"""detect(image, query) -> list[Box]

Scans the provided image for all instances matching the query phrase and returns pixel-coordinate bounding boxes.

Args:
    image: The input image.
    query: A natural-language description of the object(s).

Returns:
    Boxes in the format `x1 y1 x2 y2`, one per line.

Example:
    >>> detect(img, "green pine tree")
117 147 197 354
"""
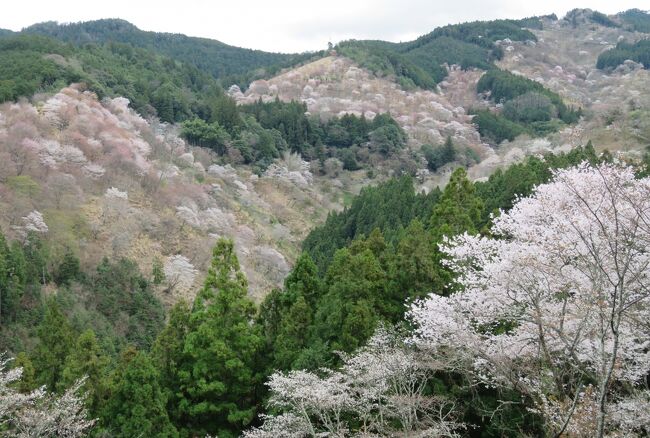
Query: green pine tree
102 348 178 437
32 299 75 391
176 238 263 437
61 329 108 414
430 167 484 240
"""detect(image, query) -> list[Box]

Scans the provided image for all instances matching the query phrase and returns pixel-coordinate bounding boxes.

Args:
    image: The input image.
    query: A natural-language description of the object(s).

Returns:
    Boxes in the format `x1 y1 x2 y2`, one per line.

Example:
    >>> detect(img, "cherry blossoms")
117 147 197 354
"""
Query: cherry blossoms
164 255 198 293
409 163 650 437
245 328 463 437
0 356 95 437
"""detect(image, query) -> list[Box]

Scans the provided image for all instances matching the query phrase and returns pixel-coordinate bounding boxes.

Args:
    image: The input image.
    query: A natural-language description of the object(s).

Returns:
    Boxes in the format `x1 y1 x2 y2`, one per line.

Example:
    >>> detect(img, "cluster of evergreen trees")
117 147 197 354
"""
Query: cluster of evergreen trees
337 18 539 89
181 99 407 171
472 69 581 143
597 38 650 70
0 143 612 437
617 9 650 32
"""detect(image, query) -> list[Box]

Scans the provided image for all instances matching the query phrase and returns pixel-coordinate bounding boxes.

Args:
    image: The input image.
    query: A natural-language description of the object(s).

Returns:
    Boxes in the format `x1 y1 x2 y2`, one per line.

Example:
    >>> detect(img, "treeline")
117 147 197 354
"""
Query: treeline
617 9 650 32
337 18 538 89
0 34 219 122
181 99 407 171
472 69 581 143
597 38 650 70
20 19 318 87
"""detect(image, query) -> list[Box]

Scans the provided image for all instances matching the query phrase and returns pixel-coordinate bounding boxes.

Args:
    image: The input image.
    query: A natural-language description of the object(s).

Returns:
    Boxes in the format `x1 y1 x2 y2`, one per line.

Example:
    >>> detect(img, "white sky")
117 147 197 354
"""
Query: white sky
0 1 646 53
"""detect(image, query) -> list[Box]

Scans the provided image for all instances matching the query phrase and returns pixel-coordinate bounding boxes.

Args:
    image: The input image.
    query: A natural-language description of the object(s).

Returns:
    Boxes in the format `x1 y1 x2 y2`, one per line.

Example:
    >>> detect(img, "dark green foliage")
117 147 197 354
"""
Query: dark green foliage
53 248 81 286
597 39 650 71
430 168 484 240
422 136 456 171
502 92 555 123
405 36 494 74
417 20 536 48
510 14 557 30
337 40 438 89
241 99 321 153
469 109 526 143
369 123 406 155
302 175 440 272
90 258 165 350
180 118 230 154
590 11 618 28
475 69 581 142
151 301 192 425
0 235 27 325
0 34 213 122
102 348 178 437
0 36 83 102
617 9 650 32
174 238 263 437
257 253 323 370
32 299 75 391
61 329 108 414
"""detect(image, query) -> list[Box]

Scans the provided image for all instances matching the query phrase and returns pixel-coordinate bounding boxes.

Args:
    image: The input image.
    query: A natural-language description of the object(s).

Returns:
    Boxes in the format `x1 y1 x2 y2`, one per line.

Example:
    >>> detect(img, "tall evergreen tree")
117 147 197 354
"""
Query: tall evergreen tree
151 300 192 425
176 238 263 437
102 348 178 437
429 167 484 240
32 299 74 391
61 329 108 414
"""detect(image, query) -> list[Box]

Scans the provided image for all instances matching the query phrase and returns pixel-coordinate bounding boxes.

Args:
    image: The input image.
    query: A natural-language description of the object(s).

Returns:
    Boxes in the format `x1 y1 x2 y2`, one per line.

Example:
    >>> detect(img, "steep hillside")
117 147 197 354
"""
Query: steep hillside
229 56 490 186
0 85 365 301
495 12 650 157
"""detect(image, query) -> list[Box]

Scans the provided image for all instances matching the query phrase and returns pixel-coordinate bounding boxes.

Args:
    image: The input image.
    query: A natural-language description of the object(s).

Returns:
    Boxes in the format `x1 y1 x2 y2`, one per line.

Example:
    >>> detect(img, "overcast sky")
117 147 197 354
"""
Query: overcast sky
0 1 645 52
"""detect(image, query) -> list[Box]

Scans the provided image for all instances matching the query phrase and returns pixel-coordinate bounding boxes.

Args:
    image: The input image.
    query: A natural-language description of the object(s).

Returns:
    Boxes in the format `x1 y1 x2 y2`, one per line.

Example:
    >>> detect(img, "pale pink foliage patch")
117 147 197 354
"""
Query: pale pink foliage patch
409 163 650 436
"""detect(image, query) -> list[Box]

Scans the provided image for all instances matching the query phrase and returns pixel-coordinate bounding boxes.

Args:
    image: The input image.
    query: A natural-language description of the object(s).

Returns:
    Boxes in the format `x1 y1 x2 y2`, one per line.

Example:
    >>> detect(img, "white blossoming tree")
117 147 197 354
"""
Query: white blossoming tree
164 255 198 293
245 328 463 437
0 355 95 437
409 163 650 437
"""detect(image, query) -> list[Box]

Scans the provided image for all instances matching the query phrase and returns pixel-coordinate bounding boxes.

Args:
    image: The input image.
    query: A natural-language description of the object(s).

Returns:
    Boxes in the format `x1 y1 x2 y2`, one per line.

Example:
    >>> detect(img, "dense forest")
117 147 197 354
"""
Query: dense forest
2 143 621 437
471 69 582 143
20 19 320 87
597 38 650 70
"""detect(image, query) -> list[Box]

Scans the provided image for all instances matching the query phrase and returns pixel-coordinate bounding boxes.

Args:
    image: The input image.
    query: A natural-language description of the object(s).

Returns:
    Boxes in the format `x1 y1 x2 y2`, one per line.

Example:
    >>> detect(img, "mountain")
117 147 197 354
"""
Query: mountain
21 19 318 84
2 8 650 438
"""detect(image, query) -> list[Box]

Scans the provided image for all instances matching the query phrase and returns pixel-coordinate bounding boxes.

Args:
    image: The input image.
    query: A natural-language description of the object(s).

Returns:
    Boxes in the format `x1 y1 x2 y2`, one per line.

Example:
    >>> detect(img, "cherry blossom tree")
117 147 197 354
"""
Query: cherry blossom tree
164 255 198 293
0 355 95 437
246 328 463 437
409 163 650 437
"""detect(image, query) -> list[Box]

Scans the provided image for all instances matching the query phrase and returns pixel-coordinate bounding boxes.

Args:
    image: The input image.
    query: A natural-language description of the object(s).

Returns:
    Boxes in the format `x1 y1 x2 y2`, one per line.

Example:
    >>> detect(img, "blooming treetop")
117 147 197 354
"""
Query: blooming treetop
409 163 650 437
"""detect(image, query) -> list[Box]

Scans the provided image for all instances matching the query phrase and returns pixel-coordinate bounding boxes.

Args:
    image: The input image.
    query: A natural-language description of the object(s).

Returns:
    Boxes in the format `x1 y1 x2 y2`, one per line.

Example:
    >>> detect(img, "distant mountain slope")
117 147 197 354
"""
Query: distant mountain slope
0 34 222 122
617 9 650 32
0 29 13 36
21 19 317 85
335 19 539 89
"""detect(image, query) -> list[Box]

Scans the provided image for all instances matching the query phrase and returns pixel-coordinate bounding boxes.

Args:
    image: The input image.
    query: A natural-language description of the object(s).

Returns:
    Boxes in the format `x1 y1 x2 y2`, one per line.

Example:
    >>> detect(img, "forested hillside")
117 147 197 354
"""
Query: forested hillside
21 19 317 86
336 18 539 89
2 7 650 437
